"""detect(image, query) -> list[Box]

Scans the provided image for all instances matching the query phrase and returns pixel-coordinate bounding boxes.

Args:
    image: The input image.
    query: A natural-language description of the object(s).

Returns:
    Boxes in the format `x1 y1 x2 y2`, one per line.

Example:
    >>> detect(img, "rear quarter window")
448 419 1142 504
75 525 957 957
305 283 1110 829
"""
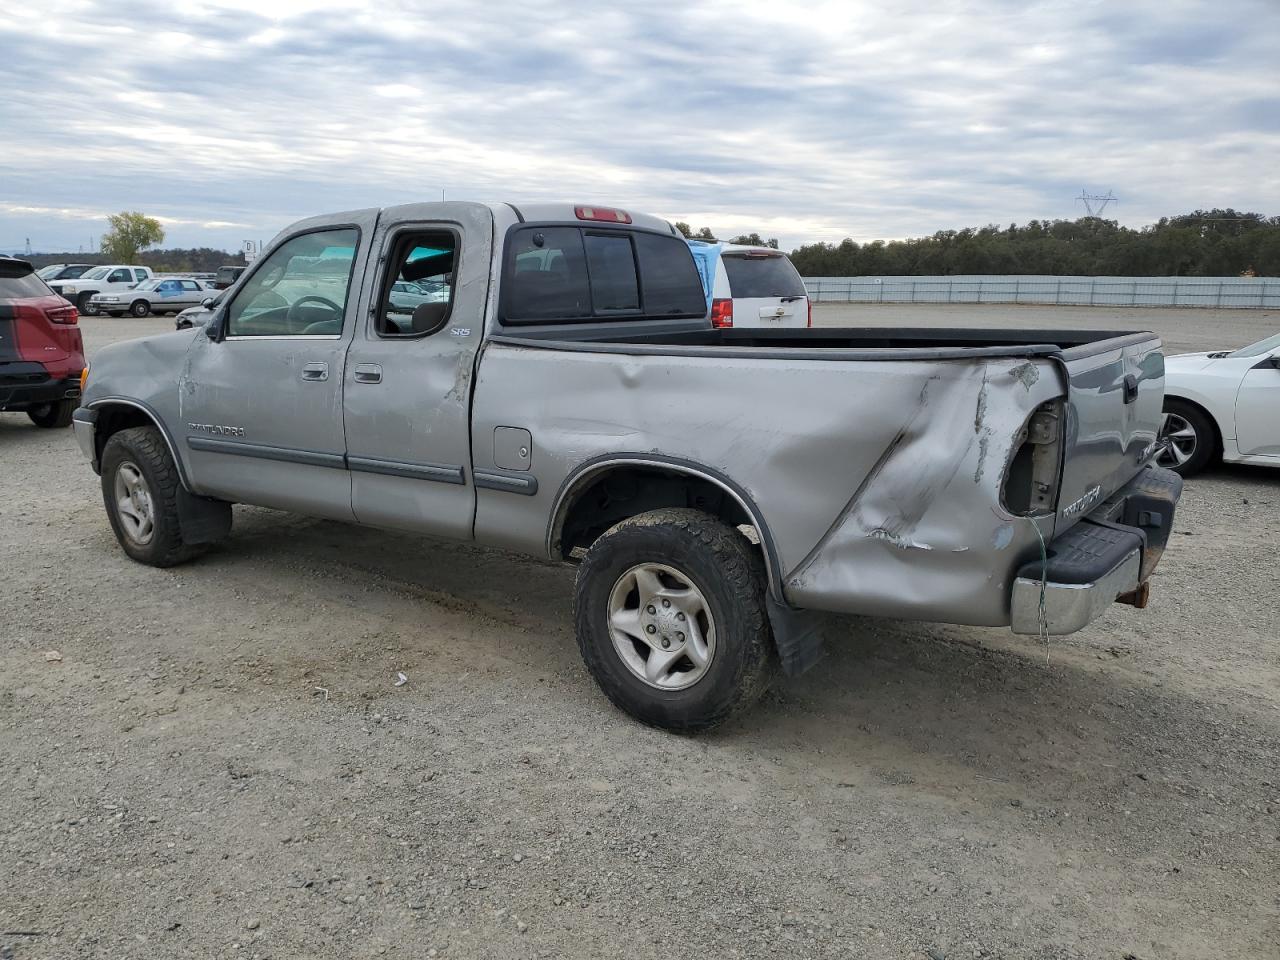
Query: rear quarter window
722 254 807 299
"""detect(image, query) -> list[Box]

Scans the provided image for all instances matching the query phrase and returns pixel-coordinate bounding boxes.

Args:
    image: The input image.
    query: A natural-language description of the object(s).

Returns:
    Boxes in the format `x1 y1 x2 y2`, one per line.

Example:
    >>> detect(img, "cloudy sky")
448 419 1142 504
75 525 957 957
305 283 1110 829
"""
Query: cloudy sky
1 0 1277 254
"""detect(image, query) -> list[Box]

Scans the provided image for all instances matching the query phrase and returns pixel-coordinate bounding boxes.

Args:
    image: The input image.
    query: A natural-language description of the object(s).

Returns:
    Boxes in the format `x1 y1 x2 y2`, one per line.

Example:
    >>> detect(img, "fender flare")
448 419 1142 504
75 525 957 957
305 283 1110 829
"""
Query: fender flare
87 396 192 489
546 453 785 603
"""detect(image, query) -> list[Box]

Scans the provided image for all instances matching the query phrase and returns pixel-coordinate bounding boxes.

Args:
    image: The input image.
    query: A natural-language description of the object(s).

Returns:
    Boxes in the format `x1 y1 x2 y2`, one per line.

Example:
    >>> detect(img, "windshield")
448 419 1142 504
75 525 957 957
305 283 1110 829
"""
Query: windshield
136 279 162 290
1228 332 1280 358
82 267 111 280
36 265 62 279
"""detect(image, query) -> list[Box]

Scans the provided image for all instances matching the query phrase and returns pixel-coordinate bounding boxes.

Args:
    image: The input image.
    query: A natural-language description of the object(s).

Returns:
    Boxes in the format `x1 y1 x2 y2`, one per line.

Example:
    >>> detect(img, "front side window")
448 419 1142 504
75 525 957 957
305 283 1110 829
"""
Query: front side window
375 230 457 337
226 228 358 337
108 269 131 283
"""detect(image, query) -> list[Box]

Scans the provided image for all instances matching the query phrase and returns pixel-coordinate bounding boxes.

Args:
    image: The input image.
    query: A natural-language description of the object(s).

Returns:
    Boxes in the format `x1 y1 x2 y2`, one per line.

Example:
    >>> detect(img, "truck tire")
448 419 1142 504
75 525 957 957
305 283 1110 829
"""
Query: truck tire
27 399 76 428
78 292 99 316
1158 399 1217 476
574 508 774 733
129 300 150 318
100 426 206 567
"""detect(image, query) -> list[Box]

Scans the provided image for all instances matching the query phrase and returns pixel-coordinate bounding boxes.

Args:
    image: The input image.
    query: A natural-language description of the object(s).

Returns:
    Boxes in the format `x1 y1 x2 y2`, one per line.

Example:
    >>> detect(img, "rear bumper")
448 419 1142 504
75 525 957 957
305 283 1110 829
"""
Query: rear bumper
1011 463 1182 635
0 369 82 410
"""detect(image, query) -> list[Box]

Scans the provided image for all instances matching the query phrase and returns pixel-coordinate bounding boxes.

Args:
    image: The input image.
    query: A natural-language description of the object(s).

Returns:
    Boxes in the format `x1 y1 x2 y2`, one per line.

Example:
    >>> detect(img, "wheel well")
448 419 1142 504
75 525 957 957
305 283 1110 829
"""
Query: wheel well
554 465 757 562
93 403 164 467
1164 394 1223 452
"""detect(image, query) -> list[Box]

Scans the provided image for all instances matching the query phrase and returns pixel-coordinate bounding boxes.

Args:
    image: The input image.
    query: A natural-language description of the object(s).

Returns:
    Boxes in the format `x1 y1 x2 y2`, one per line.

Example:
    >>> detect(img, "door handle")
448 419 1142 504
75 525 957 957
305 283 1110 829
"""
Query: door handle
301 361 328 382
353 363 382 384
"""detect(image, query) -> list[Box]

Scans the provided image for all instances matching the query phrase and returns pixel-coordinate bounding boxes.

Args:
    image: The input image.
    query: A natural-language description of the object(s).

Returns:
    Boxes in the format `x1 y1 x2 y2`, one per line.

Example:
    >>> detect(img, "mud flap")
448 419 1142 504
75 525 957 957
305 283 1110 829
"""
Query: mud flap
176 488 232 545
766 595 827 677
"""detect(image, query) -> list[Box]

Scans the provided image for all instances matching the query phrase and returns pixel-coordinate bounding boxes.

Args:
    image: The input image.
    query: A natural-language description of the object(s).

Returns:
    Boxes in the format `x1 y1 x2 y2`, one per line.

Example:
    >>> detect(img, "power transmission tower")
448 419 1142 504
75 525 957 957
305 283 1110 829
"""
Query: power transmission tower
1077 189 1117 218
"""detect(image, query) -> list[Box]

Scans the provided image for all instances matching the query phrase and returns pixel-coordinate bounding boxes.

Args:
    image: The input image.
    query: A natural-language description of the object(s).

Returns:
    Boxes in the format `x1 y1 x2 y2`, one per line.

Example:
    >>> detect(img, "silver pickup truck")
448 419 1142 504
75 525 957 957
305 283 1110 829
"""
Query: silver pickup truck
74 201 1182 731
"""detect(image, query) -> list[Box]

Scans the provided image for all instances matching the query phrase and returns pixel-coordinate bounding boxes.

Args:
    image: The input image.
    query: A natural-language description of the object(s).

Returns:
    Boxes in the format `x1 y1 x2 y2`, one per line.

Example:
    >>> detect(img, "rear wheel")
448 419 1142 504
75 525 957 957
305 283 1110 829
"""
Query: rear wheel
27 399 76 429
574 508 774 732
1157 399 1217 476
129 300 150 318
77 292 99 316
101 426 207 566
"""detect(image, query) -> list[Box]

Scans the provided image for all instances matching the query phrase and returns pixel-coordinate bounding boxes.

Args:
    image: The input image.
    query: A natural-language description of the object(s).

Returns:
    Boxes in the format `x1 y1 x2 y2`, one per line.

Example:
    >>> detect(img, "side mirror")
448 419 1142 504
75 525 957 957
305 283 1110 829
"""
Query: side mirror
1268 355 1280 370
201 297 216 309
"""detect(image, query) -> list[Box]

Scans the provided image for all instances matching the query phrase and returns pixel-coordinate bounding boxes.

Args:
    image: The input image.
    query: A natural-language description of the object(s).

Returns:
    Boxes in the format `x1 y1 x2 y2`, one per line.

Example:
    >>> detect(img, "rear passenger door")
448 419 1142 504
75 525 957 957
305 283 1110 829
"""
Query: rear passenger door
342 202 493 539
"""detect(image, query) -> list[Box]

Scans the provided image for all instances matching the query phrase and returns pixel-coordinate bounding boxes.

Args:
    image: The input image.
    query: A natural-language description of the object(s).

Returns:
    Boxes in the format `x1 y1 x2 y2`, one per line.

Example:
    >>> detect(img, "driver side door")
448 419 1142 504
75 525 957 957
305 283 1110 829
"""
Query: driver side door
178 211 378 520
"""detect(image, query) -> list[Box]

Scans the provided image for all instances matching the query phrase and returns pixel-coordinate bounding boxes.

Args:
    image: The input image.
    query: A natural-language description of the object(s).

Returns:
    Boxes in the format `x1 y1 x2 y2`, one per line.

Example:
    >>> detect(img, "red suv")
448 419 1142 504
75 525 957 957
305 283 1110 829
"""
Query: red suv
0 257 86 428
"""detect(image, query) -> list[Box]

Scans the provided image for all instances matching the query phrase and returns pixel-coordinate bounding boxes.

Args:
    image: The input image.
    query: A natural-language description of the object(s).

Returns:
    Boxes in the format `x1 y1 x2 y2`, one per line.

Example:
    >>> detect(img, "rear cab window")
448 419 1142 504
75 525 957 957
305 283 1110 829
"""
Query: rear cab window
722 253 807 299
502 225 703 324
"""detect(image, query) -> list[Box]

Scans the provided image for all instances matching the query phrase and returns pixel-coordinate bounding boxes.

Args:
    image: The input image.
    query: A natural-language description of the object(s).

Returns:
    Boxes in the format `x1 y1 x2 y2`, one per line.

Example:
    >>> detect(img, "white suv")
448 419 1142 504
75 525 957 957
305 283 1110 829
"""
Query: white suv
48 265 153 315
686 241 810 328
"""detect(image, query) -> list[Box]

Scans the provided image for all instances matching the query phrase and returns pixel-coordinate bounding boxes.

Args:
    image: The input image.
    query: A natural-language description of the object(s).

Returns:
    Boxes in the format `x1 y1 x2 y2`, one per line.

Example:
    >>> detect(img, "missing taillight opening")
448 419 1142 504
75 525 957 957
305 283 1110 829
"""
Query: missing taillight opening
1001 400 1063 516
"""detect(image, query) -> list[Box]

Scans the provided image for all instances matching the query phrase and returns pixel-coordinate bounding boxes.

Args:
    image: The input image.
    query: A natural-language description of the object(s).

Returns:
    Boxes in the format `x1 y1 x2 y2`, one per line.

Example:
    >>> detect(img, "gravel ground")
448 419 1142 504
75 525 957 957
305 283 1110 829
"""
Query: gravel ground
2 307 1278 960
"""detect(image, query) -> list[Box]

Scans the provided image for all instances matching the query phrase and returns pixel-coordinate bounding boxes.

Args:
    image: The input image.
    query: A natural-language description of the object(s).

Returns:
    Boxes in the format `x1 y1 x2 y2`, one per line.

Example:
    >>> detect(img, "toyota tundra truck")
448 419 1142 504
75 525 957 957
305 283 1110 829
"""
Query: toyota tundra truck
73 202 1182 731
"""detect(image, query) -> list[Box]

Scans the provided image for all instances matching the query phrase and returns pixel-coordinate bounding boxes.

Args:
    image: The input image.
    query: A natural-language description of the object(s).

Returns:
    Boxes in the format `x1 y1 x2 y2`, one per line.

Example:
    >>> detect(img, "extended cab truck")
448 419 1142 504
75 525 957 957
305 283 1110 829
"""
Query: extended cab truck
74 202 1182 731
49 264 153 316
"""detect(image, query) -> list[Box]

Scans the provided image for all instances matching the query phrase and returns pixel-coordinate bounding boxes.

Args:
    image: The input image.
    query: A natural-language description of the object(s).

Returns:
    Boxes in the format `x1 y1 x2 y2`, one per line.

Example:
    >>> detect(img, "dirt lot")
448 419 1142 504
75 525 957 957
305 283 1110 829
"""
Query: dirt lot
2 305 1278 959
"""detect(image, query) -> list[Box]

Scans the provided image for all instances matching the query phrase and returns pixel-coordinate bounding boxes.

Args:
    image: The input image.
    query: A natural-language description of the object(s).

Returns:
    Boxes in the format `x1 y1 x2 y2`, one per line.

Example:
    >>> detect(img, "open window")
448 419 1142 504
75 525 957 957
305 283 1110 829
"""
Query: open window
375 230 458 338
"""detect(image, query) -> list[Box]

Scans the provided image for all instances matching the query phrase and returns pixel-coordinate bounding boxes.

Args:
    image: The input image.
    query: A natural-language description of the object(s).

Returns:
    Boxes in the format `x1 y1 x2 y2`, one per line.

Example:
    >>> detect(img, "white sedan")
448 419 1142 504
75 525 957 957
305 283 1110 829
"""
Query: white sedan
1159 332 1280 475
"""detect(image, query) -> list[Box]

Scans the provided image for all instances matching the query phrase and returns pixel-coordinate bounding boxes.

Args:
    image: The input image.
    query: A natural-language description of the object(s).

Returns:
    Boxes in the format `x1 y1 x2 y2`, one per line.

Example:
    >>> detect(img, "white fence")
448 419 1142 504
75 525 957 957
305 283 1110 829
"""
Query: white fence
804 275 1280 309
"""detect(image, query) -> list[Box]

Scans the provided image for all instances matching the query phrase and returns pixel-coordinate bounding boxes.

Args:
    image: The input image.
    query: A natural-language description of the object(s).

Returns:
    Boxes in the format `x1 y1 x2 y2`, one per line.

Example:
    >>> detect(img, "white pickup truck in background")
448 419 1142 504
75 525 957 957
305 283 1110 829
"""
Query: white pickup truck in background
47 264 153 315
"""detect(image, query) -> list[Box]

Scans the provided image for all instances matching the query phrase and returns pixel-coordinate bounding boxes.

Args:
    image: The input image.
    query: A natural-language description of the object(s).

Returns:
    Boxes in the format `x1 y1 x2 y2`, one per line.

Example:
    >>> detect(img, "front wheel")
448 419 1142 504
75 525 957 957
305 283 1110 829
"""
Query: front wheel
574 508 774 733
28 399 76 428
100 426 208 566
77 293 99 316
1157 400 1217 476
129 300 150 318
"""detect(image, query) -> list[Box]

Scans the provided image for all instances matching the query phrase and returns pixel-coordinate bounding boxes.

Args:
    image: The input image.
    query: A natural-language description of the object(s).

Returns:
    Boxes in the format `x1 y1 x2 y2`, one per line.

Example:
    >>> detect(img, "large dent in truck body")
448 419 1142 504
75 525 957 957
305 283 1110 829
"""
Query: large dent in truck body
471 345 1064 626
784 360 1060 624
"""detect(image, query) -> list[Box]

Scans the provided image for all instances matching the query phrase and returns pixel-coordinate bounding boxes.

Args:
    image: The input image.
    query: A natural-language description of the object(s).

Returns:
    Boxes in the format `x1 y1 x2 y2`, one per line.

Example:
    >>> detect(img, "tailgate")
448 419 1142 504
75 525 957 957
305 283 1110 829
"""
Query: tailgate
1053 333 1164 533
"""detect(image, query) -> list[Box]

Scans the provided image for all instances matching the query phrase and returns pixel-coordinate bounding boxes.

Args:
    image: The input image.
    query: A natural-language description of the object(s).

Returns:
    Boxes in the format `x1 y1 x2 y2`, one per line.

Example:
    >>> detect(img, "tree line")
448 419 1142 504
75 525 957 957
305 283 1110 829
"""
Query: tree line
785 210 1280 277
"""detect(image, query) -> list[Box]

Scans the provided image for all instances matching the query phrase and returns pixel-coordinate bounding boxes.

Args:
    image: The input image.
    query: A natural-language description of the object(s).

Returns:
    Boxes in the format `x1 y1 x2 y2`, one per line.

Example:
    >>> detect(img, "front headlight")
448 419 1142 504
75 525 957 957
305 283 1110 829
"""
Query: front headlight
102 296 120 302
64 285 78 294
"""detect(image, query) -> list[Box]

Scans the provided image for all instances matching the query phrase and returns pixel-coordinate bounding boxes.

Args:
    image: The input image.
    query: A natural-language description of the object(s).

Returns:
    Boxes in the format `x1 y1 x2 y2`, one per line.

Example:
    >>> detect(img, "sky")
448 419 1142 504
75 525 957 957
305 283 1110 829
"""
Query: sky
1 0 1278 254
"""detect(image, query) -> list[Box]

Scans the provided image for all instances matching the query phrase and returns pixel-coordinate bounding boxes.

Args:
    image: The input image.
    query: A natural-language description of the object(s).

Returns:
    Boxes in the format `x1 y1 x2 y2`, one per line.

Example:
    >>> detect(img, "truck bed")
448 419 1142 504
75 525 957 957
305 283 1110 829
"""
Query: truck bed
492 322 1154 362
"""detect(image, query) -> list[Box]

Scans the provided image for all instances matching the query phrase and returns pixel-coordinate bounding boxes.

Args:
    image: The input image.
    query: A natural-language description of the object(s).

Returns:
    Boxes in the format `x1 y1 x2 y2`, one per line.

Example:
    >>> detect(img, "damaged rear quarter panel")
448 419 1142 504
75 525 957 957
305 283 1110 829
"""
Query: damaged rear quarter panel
471 345 1063 626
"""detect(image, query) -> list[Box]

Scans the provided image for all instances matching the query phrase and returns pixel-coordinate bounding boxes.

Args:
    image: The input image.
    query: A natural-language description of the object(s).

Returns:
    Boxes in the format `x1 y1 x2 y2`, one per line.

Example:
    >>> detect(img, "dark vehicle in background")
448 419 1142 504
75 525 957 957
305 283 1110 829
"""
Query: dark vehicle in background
37 263 95 282
0 257 85 428
211 265 246 289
